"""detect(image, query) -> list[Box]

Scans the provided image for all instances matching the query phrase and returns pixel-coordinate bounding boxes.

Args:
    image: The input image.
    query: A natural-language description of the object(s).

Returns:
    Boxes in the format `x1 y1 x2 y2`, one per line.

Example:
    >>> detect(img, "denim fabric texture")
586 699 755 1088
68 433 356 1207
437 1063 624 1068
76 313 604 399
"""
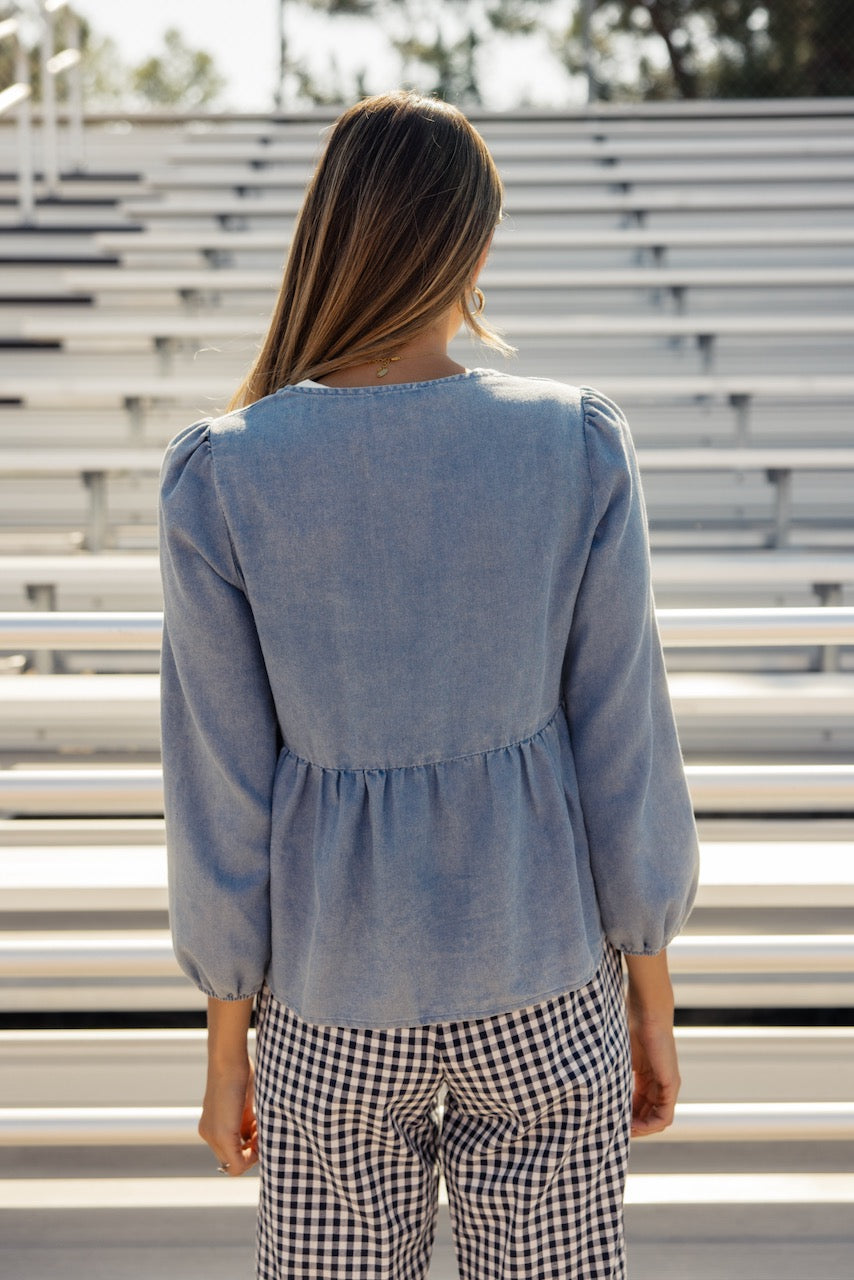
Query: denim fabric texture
158 368 699 1027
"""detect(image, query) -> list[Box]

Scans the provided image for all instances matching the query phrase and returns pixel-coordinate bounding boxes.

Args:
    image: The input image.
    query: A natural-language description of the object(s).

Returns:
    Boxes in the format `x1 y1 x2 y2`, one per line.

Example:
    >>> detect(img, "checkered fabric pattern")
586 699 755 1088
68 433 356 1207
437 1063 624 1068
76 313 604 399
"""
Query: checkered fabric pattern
253 942 631 1279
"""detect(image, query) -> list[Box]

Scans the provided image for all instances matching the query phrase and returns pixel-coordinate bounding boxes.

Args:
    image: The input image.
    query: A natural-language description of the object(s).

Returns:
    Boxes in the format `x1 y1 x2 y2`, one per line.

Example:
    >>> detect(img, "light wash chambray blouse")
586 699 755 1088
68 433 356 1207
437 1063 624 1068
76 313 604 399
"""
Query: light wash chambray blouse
158 368 699 1028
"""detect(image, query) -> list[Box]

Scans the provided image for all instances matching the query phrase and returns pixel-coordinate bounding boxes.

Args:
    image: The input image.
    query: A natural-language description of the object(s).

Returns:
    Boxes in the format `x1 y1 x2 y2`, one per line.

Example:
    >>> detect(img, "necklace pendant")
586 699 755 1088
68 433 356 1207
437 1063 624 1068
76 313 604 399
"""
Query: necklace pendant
376 354 401 378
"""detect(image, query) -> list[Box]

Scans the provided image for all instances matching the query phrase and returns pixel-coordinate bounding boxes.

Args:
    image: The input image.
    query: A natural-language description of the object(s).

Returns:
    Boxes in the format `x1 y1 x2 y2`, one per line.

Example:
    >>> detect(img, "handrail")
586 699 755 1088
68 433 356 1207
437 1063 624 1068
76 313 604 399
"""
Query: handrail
1 609 853 651
2 933 851 981
3 1101 851 1146
0 764 852 815
0 3 84 216
0 16 34 221
656 607 854 647
40 0 85 187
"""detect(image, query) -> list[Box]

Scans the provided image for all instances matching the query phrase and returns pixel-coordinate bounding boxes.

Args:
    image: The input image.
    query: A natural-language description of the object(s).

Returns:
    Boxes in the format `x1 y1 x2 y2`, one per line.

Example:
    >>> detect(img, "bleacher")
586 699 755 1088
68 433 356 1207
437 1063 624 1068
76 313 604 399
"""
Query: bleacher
1 97 853 1279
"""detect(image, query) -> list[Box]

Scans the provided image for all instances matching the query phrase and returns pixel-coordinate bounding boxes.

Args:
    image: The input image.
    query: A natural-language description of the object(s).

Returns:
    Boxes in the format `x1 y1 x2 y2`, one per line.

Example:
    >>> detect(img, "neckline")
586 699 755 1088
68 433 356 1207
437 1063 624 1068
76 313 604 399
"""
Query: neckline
288 368 494 392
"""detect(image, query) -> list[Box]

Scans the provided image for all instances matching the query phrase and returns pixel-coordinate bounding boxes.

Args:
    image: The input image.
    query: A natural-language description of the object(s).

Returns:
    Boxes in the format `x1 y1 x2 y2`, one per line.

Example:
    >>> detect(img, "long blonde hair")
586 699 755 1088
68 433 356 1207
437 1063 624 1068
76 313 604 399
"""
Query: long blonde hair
228 90 514 409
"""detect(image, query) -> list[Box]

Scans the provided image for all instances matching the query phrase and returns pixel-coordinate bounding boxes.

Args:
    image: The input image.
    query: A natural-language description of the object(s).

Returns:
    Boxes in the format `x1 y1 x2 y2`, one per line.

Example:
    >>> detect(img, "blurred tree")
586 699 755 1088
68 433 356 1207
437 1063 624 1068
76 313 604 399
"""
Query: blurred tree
389 0 557 102
487 0 546 36
288 0 558 105
301 0 375 11
811 0 854 95
0 7 227 109
555 1 854 100
131 27 226 108
393 26 481 102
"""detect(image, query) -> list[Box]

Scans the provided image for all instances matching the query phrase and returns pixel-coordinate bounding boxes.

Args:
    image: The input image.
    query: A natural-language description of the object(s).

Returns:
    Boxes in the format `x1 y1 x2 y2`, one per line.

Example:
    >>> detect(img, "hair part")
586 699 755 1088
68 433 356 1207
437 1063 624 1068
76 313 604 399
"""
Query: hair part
228 90 515 409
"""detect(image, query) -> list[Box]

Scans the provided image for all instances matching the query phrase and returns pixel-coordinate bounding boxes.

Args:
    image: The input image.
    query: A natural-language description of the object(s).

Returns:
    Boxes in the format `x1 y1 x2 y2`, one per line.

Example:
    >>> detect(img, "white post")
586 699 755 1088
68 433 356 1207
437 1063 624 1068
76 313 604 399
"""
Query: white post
64 11 85 172
274 0 286 112
15 33 35 222
581 0 596 105
39 1 59 192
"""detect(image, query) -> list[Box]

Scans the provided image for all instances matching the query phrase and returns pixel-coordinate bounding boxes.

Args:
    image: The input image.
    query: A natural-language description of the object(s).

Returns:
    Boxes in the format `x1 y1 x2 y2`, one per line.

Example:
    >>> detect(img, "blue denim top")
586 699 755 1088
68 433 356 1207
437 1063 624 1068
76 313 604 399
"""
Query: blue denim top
158 368 699 1027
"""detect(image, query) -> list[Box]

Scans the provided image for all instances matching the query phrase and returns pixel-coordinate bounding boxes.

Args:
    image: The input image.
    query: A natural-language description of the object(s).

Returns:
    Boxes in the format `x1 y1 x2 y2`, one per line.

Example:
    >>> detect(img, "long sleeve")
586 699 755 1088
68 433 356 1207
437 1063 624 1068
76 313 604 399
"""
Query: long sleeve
158 420 280 1000
562 388 699 955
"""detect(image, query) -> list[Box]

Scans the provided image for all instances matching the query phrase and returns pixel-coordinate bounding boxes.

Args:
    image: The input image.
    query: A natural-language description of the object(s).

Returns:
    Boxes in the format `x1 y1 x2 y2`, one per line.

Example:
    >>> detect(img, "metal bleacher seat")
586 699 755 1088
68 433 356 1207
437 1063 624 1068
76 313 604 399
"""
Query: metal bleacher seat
2 443 853 552
1 99 854 1270
3 663 854 756
3 553 854 622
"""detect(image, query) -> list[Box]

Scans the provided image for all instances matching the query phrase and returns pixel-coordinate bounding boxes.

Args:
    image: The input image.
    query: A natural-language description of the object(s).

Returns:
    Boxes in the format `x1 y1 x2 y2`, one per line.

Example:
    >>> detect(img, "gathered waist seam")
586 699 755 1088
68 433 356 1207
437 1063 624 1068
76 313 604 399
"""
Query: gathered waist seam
281 703 564 775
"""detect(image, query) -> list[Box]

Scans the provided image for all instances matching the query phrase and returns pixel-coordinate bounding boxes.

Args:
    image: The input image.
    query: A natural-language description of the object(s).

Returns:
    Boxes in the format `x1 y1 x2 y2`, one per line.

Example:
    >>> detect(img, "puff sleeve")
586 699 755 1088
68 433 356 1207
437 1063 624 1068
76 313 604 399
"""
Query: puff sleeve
158 420 280 1000
562 388 699 955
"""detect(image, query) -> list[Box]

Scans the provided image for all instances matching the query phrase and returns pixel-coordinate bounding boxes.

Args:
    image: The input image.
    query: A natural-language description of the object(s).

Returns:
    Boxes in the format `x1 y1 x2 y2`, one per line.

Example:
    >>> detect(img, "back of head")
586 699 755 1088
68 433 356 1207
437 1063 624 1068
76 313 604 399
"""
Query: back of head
230 90 512 407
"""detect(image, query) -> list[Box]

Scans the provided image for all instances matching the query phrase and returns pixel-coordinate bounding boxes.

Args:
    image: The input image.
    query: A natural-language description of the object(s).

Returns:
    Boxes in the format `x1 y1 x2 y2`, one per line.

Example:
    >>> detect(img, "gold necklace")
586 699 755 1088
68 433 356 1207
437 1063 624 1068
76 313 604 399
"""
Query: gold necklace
376 353 402 378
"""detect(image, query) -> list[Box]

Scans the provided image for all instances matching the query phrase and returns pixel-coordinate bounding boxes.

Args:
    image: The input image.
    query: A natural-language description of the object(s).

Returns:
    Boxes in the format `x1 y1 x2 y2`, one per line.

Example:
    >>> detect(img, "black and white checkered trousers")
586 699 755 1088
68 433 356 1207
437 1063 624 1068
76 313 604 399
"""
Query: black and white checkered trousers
253 940 631 1279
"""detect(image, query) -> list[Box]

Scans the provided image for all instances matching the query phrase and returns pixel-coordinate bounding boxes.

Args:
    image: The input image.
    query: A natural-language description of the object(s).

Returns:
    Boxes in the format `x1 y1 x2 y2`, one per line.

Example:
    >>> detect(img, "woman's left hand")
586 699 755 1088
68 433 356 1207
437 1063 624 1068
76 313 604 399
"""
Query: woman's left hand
198 1056 258 1176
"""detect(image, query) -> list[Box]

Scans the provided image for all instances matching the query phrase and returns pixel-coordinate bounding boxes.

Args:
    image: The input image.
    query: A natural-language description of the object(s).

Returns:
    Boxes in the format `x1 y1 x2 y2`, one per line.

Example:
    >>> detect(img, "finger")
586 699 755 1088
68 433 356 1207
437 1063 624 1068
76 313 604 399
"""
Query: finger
631 1115 668 1137
215 1143 256 1176
631 1098 676 1137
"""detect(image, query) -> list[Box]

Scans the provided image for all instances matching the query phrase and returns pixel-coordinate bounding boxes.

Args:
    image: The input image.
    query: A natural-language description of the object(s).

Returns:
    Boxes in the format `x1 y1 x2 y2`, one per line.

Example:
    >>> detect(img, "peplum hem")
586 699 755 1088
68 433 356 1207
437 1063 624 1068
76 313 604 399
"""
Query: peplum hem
265 700 605 1027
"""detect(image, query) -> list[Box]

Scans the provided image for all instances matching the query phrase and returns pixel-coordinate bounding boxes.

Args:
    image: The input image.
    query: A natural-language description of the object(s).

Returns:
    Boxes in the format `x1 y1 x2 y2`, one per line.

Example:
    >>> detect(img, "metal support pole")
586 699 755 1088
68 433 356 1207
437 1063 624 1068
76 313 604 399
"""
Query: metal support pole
124 397 146 438
24 583 57 674
581 0 596 105
274 0 286 112
729 393 751 444
81 470 108 552
15 35 35 222
767 468 792 550
64 11 85 173
696 333 715 373
815 583 843 673
39 2 59 193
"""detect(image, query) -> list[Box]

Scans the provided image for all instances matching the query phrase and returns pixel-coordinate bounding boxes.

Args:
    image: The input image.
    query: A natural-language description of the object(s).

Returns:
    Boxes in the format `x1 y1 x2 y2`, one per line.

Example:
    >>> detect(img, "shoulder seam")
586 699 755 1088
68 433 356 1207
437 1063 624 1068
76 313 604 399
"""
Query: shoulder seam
578 389 604 534
203 429 248 594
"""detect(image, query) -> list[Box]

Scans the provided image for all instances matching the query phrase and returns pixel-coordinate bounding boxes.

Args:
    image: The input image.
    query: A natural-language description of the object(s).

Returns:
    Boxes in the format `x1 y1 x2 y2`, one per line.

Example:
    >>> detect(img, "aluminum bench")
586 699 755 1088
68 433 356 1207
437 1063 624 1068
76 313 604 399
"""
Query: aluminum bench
92 224 854 268
15 311 854 378
3 836 852 914
2 552 853 613
3 669 853 754
116 188 854 225
3 443 853 548
138 158 854 193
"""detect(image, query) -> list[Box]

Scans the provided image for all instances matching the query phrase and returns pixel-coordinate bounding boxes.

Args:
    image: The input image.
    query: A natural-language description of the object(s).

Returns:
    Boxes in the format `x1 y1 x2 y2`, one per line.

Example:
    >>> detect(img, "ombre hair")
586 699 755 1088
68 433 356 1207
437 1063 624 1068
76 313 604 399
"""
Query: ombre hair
228 90 514 408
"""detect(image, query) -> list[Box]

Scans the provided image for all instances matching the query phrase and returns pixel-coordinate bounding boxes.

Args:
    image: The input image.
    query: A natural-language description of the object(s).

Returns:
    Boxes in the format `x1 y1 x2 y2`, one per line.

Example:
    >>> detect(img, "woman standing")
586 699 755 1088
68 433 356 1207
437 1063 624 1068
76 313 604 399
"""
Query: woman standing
158 90 699 1280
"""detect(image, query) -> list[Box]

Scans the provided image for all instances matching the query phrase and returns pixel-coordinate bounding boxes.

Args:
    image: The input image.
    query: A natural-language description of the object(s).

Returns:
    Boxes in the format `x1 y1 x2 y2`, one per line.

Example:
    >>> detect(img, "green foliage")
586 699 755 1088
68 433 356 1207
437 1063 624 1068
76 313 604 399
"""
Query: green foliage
486 0 549 37
557 0 854 100
8 0 850 112
393 26 481 103
0 7 227 110
131 27 227 108
285 55 358 105
301 0 375 12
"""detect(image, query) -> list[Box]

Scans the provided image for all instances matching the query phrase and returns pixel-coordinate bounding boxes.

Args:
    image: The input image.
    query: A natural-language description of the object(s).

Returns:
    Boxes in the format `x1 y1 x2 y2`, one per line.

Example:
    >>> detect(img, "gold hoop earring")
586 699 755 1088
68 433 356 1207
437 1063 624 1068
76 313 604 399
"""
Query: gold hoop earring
472 286 485 315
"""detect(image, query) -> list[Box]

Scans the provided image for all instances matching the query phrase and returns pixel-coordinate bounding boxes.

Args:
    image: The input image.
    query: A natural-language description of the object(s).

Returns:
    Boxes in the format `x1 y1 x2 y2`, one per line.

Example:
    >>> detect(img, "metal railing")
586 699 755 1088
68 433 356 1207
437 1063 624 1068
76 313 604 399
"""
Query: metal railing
40 0 84 186
2 607 852 676
0 763 852 817
0 1 84 222
1 607 853 651
0 1101 852 1146
3 932 852 982
0 13 34 220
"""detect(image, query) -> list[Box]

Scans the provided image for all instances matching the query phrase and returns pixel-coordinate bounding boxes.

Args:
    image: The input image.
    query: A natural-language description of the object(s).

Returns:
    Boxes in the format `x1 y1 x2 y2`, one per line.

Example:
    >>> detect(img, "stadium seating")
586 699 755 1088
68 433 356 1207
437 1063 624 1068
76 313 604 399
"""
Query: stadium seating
1 100 853 1274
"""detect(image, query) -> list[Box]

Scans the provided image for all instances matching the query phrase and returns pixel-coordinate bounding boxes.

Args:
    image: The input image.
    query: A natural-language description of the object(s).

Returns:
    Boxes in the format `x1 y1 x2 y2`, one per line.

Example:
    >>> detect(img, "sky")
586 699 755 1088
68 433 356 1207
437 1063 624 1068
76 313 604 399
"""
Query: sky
69 0 583 113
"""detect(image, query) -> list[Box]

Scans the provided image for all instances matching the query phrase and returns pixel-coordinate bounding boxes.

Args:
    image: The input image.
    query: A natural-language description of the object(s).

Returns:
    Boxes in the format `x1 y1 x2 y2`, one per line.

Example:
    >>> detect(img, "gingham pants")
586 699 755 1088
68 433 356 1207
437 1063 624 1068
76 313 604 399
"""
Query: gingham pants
253 941 631 1280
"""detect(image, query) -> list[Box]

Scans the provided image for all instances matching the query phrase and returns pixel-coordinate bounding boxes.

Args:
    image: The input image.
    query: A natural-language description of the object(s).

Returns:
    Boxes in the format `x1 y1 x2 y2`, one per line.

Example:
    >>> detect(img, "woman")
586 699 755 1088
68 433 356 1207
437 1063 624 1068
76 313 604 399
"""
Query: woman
158 90 699 1280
